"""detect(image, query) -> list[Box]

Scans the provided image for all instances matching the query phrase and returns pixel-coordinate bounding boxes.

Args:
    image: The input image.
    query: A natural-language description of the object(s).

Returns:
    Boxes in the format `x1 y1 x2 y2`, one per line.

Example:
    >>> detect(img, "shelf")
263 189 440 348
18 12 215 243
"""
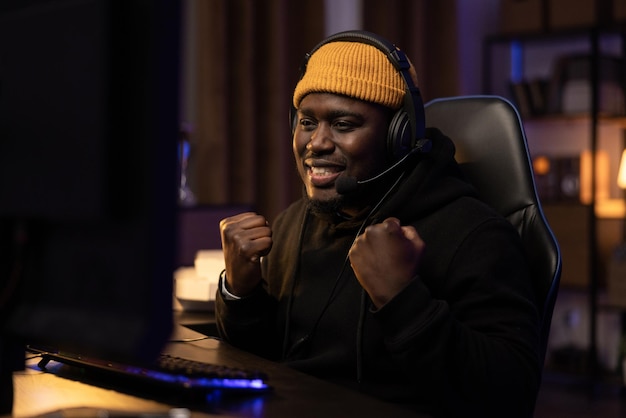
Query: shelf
523 114 626 127
483 28 625 112
599 304 626 312
487 25 626 44
483 25 626 388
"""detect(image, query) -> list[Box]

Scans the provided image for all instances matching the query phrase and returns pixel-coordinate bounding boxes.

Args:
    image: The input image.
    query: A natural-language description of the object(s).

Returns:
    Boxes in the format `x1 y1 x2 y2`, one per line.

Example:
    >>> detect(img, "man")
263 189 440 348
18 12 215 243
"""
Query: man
216 30 540 418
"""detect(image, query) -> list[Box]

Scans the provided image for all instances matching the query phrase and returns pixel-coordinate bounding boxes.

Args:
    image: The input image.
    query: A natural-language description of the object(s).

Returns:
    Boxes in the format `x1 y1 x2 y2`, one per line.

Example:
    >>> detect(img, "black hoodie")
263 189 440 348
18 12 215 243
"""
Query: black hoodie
216 128 541 418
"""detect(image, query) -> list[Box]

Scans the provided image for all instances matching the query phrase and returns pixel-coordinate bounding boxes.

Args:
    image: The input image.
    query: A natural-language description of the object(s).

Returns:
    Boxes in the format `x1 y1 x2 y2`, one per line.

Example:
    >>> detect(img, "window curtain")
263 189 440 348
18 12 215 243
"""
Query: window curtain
362 0 460 102
187 0 458 222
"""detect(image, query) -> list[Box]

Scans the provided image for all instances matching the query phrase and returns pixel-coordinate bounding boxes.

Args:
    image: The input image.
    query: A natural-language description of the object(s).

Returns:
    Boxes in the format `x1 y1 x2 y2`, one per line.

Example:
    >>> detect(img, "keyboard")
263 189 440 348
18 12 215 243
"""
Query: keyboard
28 346 271 401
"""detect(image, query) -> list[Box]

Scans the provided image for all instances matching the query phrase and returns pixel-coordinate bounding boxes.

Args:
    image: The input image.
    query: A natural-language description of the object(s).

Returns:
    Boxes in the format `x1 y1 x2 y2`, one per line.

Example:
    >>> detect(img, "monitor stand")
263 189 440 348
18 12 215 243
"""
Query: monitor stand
0 367 12 415
0 338 23 415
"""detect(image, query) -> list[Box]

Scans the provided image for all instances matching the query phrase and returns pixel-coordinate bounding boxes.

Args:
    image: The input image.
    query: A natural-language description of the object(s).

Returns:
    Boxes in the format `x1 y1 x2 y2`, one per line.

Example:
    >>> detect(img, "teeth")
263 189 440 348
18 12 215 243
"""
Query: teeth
311 166 337 176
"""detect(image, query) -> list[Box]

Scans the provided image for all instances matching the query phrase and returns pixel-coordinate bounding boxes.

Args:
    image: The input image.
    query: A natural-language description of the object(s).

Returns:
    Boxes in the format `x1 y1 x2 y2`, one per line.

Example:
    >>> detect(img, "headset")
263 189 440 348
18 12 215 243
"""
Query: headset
290 30 426 163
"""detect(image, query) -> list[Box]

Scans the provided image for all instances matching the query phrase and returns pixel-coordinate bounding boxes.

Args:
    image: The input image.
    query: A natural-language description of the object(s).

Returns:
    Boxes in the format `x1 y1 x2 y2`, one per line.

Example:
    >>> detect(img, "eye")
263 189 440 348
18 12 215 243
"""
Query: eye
299 118 316 131
333 119 356 132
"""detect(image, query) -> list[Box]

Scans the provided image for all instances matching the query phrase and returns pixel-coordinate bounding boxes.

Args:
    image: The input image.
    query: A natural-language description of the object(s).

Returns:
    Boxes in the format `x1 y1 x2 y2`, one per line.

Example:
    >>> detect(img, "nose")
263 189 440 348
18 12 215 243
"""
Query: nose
307 123 334 153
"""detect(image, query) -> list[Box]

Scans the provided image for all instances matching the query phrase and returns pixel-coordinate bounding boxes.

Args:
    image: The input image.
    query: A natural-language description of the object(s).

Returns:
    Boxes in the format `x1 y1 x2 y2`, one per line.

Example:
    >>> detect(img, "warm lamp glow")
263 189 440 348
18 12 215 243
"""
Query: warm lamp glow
579 150 610 204
533 155 551 176
618 150 626 190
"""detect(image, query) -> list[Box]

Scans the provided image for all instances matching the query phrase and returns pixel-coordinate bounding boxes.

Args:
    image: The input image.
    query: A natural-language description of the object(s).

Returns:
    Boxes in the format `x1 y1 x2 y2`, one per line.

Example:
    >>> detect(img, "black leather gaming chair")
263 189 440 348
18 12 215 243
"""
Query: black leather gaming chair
424 95 562 366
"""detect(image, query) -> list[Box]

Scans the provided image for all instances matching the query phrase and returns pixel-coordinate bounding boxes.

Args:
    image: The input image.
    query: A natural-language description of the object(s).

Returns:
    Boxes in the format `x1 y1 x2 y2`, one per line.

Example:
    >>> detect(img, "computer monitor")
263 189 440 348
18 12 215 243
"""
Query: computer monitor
0 0 181 409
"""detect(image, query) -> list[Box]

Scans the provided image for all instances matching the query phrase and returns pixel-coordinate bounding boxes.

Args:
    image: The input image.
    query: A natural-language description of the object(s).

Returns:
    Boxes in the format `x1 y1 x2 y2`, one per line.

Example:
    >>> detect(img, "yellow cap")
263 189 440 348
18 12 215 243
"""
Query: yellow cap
293 41 414 110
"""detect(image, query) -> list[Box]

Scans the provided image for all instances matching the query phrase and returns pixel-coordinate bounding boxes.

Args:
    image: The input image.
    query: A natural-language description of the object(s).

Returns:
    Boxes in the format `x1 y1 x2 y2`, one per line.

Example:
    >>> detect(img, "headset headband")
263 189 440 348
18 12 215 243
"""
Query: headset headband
299 30 425 145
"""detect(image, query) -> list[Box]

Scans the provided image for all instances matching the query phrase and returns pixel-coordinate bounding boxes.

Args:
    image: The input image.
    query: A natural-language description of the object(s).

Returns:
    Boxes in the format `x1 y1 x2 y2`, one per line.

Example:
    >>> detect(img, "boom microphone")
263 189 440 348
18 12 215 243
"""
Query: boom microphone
336 138 431 195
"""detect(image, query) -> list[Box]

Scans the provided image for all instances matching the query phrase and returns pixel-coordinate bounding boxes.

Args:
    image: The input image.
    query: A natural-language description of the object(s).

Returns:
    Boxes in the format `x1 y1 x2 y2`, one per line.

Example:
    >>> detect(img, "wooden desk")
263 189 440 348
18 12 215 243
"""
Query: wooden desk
175 311 218 338
10 325 428 418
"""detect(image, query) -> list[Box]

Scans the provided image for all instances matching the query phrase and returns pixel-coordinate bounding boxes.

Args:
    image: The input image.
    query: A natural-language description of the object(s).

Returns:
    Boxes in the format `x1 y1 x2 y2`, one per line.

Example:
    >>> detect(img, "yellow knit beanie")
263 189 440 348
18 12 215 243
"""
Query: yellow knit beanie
293 40 415 110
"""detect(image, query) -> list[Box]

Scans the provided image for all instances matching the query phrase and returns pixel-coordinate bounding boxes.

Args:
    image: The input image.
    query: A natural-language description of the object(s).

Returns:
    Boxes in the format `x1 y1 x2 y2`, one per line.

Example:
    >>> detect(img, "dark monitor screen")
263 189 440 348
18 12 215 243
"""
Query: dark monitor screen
0 0 180 373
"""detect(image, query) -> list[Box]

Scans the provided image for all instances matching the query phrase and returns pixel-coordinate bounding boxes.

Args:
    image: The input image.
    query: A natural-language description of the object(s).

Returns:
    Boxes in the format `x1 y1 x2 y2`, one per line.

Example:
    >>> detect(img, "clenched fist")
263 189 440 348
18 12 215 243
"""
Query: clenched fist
348 217 425 308
220 212 273 297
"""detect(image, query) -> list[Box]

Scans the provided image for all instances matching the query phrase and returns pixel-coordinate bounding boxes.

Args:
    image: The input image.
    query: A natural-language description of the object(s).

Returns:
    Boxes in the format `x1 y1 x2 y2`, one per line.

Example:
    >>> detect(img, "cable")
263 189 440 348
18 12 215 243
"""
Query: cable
283 170 407 361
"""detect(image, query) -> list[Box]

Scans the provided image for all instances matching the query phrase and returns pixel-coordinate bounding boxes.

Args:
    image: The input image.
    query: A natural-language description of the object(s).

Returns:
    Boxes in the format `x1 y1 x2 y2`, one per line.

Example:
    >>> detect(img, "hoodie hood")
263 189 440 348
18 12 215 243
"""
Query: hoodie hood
377 127 477 223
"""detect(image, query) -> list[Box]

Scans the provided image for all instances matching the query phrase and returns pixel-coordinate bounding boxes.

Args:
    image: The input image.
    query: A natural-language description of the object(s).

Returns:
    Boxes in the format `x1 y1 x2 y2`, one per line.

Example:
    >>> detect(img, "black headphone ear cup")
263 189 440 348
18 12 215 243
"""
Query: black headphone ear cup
387 109 413 162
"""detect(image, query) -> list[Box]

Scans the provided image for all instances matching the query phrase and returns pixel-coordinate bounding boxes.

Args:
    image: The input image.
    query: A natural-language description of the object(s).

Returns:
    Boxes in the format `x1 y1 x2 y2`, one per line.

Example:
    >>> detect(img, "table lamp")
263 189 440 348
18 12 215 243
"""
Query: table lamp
608 149 626 310
619 149 626 191
614 150 626 376
619 149 626 240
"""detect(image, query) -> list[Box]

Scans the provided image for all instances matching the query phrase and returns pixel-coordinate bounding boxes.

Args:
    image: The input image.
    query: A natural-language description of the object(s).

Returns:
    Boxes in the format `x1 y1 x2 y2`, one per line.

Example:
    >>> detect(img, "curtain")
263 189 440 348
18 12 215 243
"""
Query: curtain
362 0 460 101
187 0 458 222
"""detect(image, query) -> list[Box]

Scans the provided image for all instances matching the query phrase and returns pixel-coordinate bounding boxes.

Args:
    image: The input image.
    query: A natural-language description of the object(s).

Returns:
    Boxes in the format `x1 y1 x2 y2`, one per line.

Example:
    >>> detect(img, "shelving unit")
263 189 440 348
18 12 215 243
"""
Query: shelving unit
482 24 626 388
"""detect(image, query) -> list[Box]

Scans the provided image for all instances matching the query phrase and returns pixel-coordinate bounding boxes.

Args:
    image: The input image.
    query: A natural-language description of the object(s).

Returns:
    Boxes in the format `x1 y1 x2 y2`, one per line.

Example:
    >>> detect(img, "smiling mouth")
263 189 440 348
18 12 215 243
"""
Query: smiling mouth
305 162 344 187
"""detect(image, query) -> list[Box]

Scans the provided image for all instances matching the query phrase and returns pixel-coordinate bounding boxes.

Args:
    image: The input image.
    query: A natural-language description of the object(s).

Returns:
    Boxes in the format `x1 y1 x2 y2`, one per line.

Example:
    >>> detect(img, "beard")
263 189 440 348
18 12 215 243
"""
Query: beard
305 187 378 219
307 195 344 216
303 164 402 219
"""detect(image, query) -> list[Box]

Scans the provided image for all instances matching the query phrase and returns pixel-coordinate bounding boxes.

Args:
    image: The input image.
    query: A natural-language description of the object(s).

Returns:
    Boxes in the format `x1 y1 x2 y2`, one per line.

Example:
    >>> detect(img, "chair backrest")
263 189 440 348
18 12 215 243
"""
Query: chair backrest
424 95 562 365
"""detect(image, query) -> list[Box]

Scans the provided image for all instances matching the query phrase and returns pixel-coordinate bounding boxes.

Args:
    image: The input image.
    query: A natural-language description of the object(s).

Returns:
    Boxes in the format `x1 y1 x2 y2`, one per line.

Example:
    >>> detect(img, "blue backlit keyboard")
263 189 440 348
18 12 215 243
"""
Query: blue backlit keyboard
29 347 270 400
